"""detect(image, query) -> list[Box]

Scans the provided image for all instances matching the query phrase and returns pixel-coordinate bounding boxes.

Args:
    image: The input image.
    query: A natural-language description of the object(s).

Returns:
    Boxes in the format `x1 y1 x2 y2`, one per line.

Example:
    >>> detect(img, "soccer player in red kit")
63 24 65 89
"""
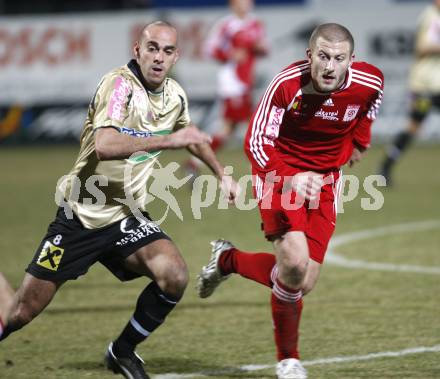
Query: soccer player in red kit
197 23 383 379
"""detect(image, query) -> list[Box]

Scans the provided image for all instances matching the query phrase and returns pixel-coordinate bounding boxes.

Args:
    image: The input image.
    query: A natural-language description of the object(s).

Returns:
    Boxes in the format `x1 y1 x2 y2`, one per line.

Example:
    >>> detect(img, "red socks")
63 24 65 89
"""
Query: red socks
210 135 225 152
218 248 276 288
271 278 303 360
218 247 303 361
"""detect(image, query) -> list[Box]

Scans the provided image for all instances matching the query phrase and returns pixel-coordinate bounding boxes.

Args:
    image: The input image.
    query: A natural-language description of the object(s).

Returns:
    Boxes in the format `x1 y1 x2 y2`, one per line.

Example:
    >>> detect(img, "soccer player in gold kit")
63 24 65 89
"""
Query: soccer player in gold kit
0 21 239 379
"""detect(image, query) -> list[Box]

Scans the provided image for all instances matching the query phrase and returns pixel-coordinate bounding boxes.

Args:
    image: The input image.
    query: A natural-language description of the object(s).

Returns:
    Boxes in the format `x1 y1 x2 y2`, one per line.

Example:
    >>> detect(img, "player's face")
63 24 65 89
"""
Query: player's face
134 25 179 91
307 36 354 93
230 0 253 17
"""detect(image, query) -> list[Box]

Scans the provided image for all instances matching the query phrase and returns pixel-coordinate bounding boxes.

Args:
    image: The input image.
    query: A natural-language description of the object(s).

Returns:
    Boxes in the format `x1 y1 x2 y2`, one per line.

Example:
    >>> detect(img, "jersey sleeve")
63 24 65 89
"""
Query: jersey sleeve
245 79 294 179
252 20 269 55
92 74 133 130
173 89 192 131
203 19 231 63
352 70 384 150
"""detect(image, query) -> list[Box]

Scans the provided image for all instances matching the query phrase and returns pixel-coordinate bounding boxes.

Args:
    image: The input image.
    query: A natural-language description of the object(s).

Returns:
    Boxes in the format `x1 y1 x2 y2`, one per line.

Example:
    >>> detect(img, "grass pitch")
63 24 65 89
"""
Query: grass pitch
0 144 439 379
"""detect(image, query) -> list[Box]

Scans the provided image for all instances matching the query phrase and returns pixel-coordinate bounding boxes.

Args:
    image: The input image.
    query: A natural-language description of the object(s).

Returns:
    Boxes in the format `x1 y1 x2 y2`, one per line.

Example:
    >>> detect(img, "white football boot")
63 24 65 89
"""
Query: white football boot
196 239 234 298
276 358 307 379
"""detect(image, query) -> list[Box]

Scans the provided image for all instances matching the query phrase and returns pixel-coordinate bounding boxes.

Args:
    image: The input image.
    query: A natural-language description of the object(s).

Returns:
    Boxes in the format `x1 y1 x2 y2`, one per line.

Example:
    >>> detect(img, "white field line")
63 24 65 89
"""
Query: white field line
153 344 440 379
326 220 440 274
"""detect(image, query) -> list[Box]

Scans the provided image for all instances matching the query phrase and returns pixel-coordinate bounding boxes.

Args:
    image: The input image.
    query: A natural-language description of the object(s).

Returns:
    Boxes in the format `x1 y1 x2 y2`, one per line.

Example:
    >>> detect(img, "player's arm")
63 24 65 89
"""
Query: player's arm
416 44 440 58
176 88 239 201
244 80 295 181
415 14 440 58
350 69 384 166
95 126 211 161
187 135 240 203
203 20 232 63
251 21 269 57
245 76 323 198
91 74 212 161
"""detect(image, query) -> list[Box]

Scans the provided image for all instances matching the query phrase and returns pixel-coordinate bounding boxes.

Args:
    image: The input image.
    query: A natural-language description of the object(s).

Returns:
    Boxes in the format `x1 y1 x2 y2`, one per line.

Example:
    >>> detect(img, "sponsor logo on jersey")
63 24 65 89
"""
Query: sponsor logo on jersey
118 128 171 162
108 76 131 122
36 241 65 271
266 105 285 139
343 104 361 122
290 95 305 116
120 126 152 138
263 137 275 146
314 109 339 121
323 98 334 106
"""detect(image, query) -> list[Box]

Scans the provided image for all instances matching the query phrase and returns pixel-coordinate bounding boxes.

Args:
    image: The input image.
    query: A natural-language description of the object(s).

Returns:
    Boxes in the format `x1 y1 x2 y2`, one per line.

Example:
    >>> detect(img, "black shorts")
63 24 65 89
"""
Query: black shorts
26 207 170 282
410 92 440 123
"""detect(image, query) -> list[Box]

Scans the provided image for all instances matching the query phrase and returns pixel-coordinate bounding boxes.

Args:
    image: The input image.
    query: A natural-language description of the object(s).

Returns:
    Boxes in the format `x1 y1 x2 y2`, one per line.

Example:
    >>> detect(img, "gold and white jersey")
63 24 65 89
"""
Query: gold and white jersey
57 60 191 229
409 5 440 93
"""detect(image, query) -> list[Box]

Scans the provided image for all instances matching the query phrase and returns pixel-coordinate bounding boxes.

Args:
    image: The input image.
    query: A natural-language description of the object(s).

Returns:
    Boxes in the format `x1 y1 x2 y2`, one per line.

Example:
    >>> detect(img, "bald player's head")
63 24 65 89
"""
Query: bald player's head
309 23 354 55
133 20 179 91
137 21 178 45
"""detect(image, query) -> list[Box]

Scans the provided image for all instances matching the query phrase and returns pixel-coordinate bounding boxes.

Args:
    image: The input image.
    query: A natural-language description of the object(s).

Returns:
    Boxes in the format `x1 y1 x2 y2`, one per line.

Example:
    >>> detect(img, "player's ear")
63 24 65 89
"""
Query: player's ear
173 48 180 65
349 53 355 66
133 42 141 59
306 48 312 63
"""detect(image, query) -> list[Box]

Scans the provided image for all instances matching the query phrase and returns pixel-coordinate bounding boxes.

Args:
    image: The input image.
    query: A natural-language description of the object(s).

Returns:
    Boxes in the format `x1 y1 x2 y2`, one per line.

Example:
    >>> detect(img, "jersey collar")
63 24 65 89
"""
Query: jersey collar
127 59 165 94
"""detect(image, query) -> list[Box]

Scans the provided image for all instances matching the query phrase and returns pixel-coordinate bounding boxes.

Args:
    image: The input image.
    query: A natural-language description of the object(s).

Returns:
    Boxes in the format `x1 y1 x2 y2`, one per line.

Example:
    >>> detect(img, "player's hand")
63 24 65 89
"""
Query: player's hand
288 171 324 201
231 47 247 63
252 41 269 56
220 175 241 204
348 147 363 167
170 126 212 149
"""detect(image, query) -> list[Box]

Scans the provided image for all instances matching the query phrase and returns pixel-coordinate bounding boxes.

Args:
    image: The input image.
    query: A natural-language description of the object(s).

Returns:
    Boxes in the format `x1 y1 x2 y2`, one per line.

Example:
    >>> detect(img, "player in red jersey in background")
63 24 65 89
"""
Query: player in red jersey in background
197 23 384 379
186 0 268 176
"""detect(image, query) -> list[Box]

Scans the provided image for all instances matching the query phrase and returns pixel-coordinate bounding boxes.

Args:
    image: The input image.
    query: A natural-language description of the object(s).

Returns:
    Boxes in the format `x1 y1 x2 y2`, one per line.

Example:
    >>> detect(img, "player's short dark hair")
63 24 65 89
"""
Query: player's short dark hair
309 23 354 54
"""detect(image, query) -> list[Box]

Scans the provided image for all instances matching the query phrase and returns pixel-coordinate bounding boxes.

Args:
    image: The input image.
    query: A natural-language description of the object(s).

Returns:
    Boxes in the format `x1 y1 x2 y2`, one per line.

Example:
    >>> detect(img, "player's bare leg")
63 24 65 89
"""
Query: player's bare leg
185 119 237 182
105 239 188 379
0 273 14 337
301 259 321 296
1 274 62 341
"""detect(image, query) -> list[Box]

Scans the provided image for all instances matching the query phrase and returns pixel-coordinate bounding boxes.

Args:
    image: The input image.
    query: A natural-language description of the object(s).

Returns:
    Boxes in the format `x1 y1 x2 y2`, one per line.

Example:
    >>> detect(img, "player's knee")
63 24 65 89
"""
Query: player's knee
279 257 308 285
171 267 189 292
277 240 309 282
10 300 38 328
160 263 189 299
301 280 316 296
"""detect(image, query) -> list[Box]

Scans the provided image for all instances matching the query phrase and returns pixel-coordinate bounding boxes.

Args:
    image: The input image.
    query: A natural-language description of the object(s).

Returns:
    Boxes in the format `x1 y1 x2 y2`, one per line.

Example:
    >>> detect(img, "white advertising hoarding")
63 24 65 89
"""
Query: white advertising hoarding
0 2 438 139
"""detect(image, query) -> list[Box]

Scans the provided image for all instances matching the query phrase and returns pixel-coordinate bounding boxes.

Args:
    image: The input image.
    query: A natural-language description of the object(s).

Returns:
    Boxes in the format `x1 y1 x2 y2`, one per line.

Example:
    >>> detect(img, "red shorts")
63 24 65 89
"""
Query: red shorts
223 93 253 122
253 169 341 264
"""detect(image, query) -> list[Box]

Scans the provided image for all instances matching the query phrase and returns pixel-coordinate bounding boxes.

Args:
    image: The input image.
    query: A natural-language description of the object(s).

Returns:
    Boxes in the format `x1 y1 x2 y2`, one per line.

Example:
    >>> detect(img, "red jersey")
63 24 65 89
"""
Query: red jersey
204 14 267 98
245 60 384 175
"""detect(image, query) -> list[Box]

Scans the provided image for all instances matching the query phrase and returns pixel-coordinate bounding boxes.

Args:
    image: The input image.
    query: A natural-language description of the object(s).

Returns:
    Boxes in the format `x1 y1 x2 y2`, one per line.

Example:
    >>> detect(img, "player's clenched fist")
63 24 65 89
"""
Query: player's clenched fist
170 125 212 148
220 175 241 204
288 171 324 201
